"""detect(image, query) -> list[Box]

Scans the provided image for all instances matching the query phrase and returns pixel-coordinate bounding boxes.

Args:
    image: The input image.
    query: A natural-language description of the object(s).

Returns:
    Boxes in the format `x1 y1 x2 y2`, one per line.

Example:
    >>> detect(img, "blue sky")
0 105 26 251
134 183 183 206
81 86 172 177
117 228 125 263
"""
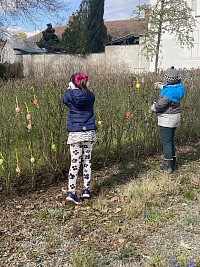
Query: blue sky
70 0 149 21
8 0 149 37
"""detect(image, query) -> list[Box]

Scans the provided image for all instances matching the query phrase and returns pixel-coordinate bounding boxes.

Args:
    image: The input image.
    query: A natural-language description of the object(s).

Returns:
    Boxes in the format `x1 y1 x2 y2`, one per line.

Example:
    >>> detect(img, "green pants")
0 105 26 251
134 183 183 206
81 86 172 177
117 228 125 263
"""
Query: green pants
159 126 176 160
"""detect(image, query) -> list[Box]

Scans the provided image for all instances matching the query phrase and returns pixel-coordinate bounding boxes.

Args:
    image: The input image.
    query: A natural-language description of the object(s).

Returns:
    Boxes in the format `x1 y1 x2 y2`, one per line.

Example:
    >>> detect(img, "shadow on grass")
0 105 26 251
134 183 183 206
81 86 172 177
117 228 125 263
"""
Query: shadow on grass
177 140 200 164
1 141 198 199
91 146 157 196
91 140 200 197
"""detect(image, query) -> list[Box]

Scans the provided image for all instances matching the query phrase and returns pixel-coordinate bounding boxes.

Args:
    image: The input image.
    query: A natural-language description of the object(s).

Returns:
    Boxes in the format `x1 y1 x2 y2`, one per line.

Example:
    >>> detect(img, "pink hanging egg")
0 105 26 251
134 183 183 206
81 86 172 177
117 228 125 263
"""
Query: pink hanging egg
16 167 20 173
27 124 32 130
26 114 31 120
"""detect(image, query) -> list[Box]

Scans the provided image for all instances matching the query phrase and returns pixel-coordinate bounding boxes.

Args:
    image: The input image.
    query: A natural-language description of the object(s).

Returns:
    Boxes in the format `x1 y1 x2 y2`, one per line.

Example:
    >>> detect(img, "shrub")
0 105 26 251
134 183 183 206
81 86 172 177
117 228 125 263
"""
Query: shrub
0 68 199 194
0 62 24 80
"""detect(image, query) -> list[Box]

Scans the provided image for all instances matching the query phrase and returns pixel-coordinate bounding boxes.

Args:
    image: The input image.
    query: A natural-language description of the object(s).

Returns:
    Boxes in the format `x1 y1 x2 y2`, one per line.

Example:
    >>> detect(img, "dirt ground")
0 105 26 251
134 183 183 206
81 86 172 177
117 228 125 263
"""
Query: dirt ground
0 142 200 267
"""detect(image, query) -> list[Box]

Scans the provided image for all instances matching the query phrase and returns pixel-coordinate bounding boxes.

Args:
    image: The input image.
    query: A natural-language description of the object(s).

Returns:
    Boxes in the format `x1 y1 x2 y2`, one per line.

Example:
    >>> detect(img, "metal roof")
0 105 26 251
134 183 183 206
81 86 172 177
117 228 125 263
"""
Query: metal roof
105 33 141 46
14 48 47 54
6 38 47 53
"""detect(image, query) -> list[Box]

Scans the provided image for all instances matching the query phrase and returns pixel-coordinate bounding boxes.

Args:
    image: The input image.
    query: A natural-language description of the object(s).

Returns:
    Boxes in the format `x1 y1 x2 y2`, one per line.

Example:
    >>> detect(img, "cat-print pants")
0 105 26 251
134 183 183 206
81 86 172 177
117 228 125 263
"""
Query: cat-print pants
68 141 94 192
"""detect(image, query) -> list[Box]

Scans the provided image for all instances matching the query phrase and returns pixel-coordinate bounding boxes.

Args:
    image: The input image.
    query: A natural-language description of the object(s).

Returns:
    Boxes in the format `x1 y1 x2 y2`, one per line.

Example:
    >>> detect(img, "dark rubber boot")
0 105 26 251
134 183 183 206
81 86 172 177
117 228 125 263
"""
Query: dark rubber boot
158 160 173 174
172 156 177 171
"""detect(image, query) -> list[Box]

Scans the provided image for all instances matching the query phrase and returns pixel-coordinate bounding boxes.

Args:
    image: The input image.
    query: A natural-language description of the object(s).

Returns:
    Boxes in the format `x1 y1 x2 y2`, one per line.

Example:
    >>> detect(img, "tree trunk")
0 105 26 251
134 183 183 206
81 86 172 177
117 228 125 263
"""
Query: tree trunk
155 27 162 73
154 0 165 73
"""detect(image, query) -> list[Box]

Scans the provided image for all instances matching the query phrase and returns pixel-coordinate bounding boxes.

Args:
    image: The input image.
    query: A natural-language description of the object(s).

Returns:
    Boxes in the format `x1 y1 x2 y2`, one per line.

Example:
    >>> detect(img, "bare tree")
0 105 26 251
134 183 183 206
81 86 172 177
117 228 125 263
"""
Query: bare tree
135 0 196 72
0 0 68 32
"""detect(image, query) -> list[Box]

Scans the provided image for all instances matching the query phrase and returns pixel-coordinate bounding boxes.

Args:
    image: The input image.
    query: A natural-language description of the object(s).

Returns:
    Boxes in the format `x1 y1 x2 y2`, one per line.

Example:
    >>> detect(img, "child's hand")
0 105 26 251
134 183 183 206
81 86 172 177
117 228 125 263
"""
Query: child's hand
154 82 165 90
149 102 156 114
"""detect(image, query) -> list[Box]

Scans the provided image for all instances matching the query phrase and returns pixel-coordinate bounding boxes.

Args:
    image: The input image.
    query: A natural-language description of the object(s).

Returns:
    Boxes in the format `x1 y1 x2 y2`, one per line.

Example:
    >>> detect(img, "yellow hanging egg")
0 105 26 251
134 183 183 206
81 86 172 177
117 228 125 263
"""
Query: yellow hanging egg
0 159 4 165
97 120 102 126
136 83 141 89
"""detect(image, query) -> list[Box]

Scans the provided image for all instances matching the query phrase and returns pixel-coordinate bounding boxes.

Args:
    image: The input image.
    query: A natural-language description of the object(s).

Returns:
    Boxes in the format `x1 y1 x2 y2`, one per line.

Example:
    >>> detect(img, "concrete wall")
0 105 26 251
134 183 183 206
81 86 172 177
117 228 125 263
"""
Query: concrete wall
22 45 149 76
0 40 149 76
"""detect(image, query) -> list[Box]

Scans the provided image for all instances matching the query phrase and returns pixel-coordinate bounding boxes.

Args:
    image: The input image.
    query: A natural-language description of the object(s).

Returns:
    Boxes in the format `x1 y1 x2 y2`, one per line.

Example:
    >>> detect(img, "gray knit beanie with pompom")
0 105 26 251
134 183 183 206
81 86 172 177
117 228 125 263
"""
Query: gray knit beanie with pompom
164 66 180 82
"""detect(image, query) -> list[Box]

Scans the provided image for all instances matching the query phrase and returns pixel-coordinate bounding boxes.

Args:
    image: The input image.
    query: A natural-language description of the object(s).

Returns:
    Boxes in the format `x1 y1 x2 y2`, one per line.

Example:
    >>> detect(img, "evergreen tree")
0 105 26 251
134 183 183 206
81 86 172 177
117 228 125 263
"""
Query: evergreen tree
37 23 61 53
87 0 107 53
61 16 82 54
61 1 90 55
61 0 109 54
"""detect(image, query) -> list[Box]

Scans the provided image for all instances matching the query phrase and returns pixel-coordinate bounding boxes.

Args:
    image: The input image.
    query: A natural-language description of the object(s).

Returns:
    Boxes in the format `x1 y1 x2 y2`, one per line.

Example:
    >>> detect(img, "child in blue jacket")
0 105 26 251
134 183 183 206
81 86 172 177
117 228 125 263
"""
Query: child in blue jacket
150 66 186 173
63 73 97 204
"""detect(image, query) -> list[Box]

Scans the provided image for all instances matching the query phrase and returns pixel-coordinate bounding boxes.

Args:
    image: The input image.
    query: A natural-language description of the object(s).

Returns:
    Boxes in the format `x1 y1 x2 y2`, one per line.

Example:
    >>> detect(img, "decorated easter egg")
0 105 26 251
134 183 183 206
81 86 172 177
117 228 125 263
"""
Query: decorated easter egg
33 99 38 105
30 157 35 163
27 124 32 130
26 114 31 120
97 120 102 126
51 144 56 151
126 111 131 118
15 107 21 113
16 167 20 173
136 83 141 89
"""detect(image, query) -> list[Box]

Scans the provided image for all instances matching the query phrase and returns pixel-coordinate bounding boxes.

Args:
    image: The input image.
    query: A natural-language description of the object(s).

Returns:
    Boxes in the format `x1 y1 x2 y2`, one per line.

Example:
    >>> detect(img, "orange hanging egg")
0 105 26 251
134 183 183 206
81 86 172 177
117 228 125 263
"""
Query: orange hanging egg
33 98 38 105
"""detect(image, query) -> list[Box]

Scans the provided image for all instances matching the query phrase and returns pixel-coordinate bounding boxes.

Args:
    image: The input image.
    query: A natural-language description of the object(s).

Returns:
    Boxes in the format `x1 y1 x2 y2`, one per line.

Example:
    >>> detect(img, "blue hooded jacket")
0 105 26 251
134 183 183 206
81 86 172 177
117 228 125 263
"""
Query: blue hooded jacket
63 88 97 132
155 81 185 114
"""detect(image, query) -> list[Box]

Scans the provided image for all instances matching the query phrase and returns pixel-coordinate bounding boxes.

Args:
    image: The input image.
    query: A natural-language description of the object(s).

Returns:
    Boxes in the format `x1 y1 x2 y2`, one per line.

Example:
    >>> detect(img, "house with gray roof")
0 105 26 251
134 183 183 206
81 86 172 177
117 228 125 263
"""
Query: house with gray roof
0 38 47 64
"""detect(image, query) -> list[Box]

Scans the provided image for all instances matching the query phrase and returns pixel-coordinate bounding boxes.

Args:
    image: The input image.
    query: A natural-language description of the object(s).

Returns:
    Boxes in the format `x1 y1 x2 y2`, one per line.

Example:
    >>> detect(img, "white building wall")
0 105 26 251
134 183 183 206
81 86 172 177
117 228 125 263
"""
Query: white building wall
1 42 22 63
149 0 200 71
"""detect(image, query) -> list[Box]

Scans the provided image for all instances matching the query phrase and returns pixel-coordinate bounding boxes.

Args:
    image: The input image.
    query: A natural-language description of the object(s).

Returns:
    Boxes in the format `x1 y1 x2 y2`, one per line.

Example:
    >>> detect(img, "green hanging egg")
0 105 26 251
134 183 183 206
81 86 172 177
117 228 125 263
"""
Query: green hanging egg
51 144 56 151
